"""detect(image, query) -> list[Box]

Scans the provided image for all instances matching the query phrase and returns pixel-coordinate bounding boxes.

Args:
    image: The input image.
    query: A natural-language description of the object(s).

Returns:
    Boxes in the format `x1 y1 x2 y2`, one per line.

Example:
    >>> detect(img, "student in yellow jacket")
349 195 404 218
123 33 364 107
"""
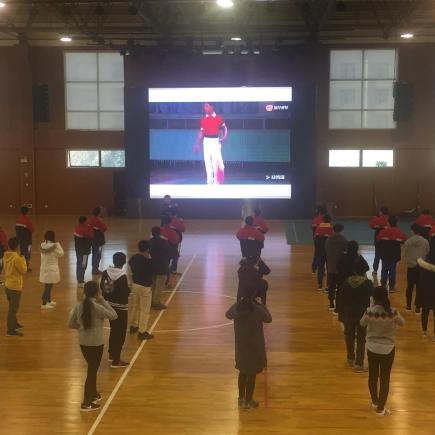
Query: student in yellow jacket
4 237 27 337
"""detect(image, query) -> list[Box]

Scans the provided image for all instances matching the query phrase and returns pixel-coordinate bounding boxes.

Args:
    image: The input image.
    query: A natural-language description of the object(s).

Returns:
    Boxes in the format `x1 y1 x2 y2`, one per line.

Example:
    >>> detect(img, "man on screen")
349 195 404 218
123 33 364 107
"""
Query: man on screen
193 103 228 185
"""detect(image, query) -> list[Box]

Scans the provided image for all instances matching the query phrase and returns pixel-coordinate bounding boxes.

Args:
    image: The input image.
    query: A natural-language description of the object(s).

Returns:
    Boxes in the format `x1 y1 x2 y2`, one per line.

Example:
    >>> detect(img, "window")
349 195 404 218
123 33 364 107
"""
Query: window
67 150 125 168
362 149 394 167
329 49 397 129
328 149 360 167
65 52 124 131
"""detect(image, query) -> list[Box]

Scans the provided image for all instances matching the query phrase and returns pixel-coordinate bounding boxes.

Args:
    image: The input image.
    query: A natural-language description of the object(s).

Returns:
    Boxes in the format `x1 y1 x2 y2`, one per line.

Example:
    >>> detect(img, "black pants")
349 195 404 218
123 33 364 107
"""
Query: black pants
80 344 103 406
373 242 380 272
238 372 257 402
367 348 395 412
256 279 269 305
421 308 435 333
327 273 339 307
5 288 21 333
19 242 31 267
41 283 53 304
406 267 420 309
108 309 127 363
316 254 326 288
344 317 366 366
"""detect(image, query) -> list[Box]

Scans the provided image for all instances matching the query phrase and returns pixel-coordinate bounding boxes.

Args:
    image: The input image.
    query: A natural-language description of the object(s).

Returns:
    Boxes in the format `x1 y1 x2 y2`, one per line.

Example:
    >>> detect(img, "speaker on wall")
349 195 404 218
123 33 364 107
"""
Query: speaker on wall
32 84 50 122
393 82 413 122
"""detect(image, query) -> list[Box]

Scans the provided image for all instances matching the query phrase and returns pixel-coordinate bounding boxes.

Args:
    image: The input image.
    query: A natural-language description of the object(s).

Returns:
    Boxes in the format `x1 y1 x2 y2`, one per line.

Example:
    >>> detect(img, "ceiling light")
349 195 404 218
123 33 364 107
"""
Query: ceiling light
60 36 72 42
216 0 234 8
0 2 6 8
400 33 414 39
231 37 242 41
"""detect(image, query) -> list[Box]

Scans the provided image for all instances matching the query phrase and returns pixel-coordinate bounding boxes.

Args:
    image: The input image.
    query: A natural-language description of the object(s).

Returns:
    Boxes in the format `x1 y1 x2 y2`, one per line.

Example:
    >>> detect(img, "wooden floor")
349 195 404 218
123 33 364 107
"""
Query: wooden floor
1 216 435 435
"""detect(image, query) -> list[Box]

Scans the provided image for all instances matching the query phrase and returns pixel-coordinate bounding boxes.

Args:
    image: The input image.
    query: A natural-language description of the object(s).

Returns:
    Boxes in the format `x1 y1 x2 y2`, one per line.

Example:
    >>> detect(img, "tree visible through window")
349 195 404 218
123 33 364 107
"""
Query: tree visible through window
67 150 125 168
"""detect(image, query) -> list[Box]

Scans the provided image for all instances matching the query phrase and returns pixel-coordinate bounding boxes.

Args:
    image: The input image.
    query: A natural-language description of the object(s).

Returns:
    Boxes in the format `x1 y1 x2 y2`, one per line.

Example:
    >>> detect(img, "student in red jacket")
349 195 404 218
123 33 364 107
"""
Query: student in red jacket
252 208 269 234
311 206 325 273
369 207 389 276
15 206 35 270
377 215 407 292
74 216 94 287
236 216 265 260
88 207 107 275
0 226 7 282
415 209 434 240
169 209 186 276
314 214 333 290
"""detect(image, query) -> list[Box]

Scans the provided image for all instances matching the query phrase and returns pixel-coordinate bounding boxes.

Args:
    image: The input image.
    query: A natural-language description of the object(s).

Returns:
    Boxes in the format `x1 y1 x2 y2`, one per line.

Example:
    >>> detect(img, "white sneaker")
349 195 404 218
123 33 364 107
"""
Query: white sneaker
376 408 391 417
371 403 378 410
48 301 57 307
78 282 85 288
41 304 54 310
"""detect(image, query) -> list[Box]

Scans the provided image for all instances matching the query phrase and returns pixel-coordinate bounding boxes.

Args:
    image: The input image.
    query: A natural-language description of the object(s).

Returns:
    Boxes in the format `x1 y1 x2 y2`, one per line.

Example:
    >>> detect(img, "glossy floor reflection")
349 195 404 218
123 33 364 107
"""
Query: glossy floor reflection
0 216 433 435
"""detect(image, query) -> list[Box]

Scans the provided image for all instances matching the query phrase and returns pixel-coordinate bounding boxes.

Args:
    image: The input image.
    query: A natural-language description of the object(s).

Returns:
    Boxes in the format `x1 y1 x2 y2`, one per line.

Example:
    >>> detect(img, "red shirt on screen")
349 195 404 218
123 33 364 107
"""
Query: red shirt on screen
200 113 225 136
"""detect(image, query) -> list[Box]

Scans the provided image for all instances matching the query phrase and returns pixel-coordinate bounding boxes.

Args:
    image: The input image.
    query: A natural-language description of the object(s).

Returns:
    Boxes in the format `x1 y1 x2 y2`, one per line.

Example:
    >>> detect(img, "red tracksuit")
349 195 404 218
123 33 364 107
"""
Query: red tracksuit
237 225 265 259
376 226 407 262
160 225 180 246
416 214 434 239
170 217 186 234
253 216 269 234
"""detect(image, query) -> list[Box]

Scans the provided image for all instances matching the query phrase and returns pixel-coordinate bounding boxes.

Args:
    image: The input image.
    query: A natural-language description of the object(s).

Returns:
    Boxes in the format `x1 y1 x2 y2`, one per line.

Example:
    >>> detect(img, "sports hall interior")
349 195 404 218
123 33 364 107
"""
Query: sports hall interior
1 1 435 434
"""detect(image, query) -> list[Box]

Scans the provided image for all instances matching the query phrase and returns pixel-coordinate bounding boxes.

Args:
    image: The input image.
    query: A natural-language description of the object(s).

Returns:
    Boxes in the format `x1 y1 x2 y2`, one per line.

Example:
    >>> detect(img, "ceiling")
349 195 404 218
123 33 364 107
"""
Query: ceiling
0 0 432 49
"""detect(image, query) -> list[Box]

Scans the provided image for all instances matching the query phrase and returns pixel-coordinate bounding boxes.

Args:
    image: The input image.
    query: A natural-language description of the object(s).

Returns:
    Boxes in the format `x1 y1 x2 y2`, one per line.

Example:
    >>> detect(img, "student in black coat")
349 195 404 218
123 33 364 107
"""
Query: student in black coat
237 257 271 305
100 252 131 368
226 297 272 410
340 261 373 372
417 238 435 338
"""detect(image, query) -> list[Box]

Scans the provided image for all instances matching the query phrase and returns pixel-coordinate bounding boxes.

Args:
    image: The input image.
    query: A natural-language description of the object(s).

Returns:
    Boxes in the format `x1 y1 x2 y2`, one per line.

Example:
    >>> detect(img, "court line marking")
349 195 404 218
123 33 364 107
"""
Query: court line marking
87 253 197 435
155 322 233 333
291 221 299 244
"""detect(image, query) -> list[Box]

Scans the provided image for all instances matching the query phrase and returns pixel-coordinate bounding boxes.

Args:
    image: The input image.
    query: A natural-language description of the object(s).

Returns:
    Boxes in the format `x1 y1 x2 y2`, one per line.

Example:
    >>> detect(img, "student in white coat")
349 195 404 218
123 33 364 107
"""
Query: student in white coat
40 230 64 309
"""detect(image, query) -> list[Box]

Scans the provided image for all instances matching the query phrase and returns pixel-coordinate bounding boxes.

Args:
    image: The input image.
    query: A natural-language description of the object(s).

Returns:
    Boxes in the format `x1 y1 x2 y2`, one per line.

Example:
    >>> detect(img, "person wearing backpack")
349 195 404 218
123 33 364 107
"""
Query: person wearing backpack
39 230 64 309
100 252 130 368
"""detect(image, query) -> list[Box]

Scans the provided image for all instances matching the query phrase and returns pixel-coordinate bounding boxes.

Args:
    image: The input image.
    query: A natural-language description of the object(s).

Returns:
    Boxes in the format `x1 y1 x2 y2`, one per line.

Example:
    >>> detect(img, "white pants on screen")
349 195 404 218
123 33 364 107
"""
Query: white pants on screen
203 137 224 184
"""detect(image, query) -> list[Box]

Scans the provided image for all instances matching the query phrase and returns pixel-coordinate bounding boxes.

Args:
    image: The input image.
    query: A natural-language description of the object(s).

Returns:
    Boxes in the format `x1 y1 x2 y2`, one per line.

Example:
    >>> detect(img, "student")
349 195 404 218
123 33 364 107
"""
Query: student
417 239 435 338
128 240 154 341
88 207 107 275
252 208 269 234
236 216 265 260
15 205 35 270
415 209 433 240
101 252 130 368
237 257 270 305
3 237 27 337
360 286 405 416
314 214 333 291
0 225 7 284
150 227 171 310
310 205 325 273
161 195 178 223
68 281 118 412
74 216 94 288
403 224 429 312
168 208 186 276
377 216 407 292
337 241 370 284
225 296 272 410
325 223 347 313
369 207 389 276
160 215 181 287
340 262 373 372
39 231 64 309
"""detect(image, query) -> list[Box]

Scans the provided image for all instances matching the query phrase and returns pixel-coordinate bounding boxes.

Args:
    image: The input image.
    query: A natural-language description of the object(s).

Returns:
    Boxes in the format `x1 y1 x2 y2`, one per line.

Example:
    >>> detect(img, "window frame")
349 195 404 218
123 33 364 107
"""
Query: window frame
361 149 395 168
64 51 124 131
66 149 125 169
328 149 361 168
329 49 397 130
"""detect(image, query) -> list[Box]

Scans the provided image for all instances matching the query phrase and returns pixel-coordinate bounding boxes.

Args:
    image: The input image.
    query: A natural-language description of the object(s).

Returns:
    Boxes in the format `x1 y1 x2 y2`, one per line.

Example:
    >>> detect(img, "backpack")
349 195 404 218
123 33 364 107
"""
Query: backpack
101 273 115 295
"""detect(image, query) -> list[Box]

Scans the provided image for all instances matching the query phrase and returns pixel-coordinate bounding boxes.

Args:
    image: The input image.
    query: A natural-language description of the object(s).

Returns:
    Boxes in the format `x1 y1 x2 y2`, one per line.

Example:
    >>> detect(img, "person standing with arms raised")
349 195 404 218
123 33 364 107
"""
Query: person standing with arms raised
193 102 228 185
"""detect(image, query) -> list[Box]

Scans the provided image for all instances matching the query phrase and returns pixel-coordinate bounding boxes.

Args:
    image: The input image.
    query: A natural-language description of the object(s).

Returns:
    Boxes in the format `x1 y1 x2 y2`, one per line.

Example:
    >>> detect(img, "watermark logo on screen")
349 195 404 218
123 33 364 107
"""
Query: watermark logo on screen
265 104 289 112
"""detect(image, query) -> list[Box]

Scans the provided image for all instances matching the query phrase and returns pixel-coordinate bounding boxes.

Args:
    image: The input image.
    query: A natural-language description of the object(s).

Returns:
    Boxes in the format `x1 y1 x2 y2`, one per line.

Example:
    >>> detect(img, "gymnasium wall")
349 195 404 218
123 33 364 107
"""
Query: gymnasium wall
0 43 433 216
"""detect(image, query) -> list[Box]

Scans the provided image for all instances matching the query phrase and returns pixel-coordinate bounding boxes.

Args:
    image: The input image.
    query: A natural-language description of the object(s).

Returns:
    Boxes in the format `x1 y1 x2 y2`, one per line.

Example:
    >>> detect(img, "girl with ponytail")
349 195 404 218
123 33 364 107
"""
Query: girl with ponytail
69 281 117 412
360 286 405 417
